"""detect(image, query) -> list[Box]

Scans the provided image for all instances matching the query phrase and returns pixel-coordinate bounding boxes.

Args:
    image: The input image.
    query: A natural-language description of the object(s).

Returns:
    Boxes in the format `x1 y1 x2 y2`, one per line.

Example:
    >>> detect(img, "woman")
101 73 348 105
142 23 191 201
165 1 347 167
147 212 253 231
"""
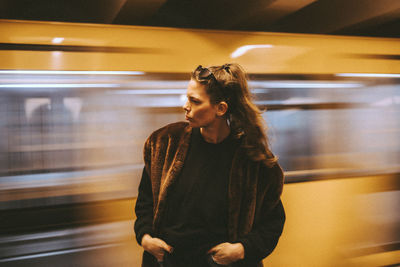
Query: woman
134 63 285 267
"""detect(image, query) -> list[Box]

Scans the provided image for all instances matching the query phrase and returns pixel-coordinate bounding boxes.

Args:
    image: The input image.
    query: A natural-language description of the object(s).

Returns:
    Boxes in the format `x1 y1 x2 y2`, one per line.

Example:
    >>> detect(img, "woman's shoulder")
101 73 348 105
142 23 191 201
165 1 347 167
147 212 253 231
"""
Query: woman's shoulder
259 160 284 179
260 161 284 196
148 121 191 142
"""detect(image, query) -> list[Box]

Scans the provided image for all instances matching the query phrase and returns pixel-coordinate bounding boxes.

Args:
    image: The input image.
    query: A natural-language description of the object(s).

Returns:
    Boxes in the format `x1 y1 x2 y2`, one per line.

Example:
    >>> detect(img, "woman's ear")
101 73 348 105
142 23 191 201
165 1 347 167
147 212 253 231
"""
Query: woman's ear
216 101 228 117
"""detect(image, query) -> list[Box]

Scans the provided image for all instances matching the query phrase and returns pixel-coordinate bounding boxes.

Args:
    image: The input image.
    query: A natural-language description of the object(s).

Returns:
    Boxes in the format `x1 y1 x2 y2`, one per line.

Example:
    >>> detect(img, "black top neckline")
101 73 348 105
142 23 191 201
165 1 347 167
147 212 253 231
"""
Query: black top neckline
193 127 234 146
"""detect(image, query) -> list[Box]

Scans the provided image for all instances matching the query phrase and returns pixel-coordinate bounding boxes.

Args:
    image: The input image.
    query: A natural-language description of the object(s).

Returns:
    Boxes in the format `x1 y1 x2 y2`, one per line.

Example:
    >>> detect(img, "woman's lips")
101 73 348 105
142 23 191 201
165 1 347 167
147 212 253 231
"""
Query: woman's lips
185 115 192 121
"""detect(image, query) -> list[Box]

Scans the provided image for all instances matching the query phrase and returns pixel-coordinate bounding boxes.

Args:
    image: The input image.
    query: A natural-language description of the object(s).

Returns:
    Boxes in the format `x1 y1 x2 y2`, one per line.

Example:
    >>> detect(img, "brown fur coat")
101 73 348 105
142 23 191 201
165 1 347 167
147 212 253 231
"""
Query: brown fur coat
141 121 284 266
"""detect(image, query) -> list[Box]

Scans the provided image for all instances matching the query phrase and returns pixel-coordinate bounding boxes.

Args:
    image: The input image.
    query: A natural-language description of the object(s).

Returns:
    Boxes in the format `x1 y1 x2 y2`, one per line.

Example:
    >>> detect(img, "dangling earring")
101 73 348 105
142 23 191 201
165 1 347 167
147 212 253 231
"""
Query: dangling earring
227 114 232 126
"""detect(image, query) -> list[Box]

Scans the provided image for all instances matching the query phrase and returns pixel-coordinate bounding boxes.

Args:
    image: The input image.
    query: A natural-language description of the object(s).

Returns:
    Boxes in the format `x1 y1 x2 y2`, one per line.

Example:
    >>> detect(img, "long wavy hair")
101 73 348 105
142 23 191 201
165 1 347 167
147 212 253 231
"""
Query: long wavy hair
191 63 277 167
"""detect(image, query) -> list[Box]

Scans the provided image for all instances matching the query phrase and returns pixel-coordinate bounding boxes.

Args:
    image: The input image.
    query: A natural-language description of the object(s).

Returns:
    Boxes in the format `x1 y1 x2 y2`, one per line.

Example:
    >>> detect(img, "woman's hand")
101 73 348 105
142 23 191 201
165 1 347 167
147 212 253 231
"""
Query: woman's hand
141 234 173 262
208 242 245 265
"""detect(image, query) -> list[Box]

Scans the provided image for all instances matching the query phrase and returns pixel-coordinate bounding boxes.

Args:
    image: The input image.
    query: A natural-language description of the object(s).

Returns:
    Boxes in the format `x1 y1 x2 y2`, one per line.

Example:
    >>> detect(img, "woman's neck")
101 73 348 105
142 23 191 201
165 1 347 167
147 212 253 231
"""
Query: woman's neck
200 120 230 144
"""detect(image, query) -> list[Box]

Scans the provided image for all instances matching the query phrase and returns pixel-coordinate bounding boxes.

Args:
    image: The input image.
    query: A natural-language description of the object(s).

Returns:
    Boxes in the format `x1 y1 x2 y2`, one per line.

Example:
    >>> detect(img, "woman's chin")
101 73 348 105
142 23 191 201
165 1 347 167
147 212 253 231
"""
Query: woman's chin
187 121 196 127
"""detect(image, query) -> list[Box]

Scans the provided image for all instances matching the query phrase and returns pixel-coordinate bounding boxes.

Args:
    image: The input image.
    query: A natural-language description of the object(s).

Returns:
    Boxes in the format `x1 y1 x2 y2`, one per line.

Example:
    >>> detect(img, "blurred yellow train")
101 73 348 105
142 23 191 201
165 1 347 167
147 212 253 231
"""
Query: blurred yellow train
0 19 399 267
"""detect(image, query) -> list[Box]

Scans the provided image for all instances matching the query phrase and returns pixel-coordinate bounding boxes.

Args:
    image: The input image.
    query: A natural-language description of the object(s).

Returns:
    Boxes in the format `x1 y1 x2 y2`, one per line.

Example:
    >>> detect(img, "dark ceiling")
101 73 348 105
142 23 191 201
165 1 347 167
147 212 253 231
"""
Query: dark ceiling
1 0 400 38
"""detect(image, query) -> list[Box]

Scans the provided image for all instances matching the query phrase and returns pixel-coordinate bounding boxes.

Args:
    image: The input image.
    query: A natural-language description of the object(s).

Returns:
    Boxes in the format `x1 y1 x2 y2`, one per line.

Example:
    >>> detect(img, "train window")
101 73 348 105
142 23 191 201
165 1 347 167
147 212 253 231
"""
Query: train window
258 78 400 182
25 98 51 121
1 71 399 207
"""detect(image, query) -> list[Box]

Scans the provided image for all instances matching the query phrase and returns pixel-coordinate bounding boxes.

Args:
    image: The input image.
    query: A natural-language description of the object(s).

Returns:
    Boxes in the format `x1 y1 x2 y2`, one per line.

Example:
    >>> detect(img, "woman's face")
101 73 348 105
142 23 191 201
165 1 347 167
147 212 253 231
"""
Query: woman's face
183 79 219 128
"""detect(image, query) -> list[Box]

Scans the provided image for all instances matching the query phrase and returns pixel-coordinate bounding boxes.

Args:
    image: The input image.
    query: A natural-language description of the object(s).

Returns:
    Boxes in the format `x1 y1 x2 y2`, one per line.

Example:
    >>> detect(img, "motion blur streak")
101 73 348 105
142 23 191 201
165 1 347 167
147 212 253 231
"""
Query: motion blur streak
0 19 399 266
0 70 145 75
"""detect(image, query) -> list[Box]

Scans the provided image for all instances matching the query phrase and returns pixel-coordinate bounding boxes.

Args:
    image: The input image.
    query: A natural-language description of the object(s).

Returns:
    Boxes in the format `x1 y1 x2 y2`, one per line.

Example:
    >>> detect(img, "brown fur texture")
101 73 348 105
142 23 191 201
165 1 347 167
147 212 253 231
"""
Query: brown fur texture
142 121 284 267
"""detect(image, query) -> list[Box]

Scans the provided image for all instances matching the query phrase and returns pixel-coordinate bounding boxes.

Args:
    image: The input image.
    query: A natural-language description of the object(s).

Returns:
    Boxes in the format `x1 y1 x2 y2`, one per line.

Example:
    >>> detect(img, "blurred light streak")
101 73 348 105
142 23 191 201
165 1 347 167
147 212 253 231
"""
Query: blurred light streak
249 81 363 88
52 37 64 44
230 44 273 58
0 83 120 88
0 244 118 262
372 96 400 106
0 165 141 190
282 97 320 104
113 81 188 89
110 89 186 95
336 73 400 78
0 70 145 75
0 220 134 263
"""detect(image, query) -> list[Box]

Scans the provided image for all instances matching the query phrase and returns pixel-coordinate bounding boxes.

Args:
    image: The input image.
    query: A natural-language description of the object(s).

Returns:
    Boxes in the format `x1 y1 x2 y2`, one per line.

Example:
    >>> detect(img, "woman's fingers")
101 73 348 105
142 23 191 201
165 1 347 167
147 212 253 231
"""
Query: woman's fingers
154 238 173 254
154 250 165 261
208 242 245 265
208 243 227 265
207 247 216 254
207 243 222 254
142 235 173 261
160 241 173 254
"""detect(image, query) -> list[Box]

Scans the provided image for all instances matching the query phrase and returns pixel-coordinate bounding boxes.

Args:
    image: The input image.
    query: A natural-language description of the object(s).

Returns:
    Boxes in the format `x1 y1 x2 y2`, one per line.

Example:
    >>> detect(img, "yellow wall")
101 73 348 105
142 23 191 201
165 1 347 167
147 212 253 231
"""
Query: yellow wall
1 19 400 74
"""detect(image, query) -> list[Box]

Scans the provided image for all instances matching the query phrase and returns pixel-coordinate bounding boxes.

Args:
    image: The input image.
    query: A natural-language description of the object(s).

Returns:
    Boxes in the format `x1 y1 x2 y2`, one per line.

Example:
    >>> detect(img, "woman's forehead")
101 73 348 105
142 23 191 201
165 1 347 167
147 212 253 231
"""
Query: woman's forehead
187 80 208 97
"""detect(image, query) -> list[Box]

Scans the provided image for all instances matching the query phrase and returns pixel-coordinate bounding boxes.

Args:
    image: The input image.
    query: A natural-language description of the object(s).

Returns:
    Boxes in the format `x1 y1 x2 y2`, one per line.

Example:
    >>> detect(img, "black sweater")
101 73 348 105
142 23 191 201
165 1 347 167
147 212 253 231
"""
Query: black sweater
160 128 238 258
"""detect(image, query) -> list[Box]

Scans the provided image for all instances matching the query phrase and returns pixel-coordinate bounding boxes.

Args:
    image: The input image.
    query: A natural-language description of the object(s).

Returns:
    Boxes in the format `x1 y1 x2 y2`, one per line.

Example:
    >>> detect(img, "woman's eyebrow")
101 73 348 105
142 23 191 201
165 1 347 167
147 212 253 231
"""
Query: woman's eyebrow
188 95 200 101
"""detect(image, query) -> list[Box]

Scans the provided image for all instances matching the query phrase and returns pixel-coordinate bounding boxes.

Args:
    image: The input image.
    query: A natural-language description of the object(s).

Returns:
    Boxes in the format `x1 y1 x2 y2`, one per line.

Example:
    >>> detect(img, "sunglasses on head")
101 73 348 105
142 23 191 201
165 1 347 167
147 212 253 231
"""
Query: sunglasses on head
195 65 217 81
195 64 231 80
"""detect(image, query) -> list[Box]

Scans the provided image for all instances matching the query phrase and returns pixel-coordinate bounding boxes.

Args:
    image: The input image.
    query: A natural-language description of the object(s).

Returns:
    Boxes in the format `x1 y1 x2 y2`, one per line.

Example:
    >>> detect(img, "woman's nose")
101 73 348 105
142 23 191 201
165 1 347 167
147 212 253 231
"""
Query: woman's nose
183 101 190 112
